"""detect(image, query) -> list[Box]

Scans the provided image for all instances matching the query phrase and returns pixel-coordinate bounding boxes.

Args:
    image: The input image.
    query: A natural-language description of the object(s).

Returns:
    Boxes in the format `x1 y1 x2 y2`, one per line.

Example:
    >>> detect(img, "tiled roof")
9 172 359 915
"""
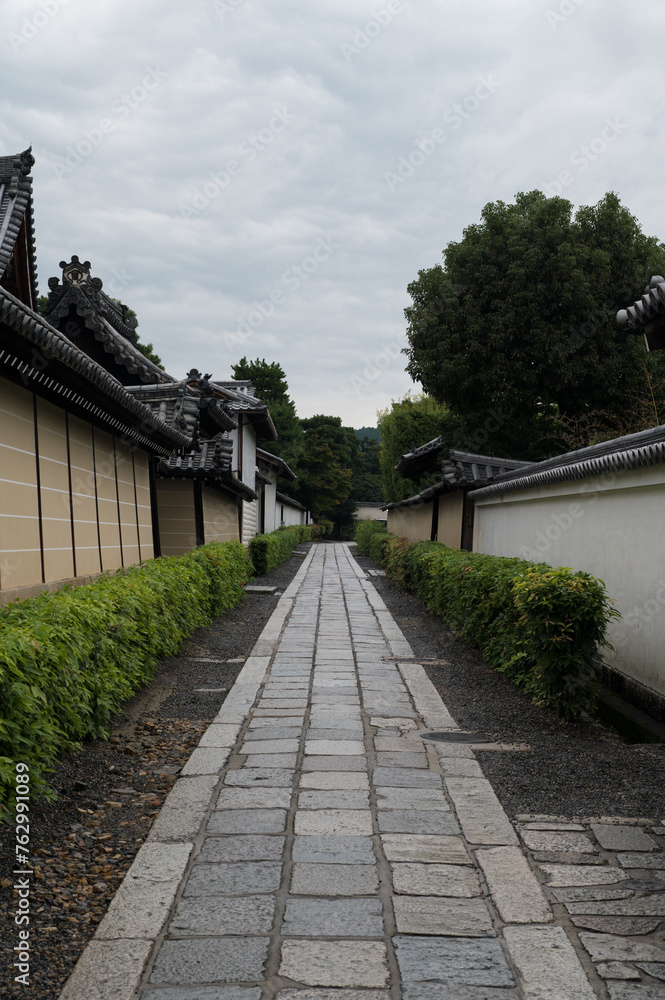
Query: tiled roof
158 437 233 475
126 380 237 437
276 491 307 512
0 148 38 305
383 450 531 509
617 276 665 330
468 425 665 500
0 284 190 453
395 436 444 474
209 379 277 440
257 447 297 481
44 256 170 385
157 436 257 501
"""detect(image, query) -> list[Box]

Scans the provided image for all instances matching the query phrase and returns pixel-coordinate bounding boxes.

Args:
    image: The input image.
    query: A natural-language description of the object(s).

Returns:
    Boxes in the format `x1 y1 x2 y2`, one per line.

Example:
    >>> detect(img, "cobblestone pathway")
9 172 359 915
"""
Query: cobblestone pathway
60 543 665 1000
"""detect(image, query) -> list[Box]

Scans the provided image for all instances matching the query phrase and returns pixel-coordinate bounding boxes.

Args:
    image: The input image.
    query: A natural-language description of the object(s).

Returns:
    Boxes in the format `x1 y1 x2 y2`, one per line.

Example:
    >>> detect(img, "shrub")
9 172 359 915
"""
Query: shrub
0 541 252 819
360 534 619 718
248 524 322 575
354 520 390 564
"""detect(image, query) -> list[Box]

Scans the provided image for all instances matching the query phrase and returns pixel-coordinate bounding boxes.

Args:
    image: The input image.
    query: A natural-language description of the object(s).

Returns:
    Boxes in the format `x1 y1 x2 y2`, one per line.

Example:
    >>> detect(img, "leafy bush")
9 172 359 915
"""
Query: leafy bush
359 532 619 717
248 524 322 575
0 541 252 820
354 520 390 564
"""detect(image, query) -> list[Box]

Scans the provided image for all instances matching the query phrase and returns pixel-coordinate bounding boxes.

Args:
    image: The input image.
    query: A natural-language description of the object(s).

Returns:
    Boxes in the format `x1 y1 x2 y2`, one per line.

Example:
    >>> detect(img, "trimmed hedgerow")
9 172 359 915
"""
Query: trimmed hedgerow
248 524 323 576
0 541 252 820
354 519 391 564
355 524 619 718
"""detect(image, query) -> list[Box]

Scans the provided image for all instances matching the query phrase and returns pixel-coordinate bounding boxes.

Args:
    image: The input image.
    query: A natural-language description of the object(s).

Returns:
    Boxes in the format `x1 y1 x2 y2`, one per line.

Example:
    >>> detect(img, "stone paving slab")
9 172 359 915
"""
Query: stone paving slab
503 925 597 998
475 846 553 923
169 894 276 935
394 935 515 987
279 939 390 987
60 542 613 1000
148 937 270 985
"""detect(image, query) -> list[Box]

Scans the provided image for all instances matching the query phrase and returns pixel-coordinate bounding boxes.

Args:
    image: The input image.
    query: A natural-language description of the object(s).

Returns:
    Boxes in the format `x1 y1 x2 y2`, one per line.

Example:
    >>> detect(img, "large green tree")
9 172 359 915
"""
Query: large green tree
378 393 461 503
292 416 355 534
404 191 665 458
353 431 383 502
230 357 304 469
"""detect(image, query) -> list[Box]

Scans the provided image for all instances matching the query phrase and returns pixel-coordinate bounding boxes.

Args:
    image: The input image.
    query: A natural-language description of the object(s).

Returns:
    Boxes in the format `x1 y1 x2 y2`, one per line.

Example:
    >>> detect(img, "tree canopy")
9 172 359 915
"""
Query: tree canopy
377 392 460 502
230 357 304 468
292 416 354 530
404 191 665 458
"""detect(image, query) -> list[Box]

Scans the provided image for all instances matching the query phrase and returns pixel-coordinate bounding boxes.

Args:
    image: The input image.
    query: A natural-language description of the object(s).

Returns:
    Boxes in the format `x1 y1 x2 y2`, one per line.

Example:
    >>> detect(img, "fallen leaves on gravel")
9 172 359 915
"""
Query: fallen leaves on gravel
0 716 208 1000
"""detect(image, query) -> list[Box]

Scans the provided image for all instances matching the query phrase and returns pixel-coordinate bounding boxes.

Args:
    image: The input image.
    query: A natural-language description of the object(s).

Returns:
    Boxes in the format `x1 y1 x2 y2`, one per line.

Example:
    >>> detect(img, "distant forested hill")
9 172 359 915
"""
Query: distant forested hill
356 426 380 443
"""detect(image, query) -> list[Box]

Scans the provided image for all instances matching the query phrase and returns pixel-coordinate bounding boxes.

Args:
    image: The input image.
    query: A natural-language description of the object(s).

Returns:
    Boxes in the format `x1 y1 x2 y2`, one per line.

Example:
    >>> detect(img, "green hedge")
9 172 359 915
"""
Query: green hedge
248 524 322 575
0 541 252 819
355 524 619 717
354 519 391 564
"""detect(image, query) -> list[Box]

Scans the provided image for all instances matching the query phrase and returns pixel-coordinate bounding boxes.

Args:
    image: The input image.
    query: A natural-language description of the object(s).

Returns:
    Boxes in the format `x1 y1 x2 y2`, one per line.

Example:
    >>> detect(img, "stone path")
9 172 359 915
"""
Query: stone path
59 543 665 1000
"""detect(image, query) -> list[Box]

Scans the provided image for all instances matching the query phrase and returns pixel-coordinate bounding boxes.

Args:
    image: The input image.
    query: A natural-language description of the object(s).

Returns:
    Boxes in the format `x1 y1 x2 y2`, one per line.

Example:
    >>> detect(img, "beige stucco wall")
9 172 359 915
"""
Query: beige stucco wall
68 415 103 576
134 451 154 561
0 376 155 594
354 506 387 522
473 464 665 702
387 502 434 543
155 479 196 557
93 428 123 572
202 487 239 543
437 492 464 548
36 397 75 583
0 377 42 589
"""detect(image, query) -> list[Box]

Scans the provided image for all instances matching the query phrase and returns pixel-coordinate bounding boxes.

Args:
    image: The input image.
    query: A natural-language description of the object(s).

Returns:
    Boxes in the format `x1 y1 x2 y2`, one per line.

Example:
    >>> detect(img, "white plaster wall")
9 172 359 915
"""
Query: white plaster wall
280 500 307 526
242 498 258 544
263 478 278 534
473 464 665 701
242 422 257 493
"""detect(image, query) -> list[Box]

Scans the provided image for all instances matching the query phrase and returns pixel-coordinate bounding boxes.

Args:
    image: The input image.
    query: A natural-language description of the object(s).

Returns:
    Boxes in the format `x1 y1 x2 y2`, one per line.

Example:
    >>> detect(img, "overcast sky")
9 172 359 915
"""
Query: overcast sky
2 0 664 428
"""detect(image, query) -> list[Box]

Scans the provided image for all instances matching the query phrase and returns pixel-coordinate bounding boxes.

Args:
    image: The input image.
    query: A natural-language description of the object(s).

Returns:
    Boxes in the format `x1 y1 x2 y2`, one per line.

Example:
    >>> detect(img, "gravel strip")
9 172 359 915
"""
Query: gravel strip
353 550 665 823
0 546 310 1000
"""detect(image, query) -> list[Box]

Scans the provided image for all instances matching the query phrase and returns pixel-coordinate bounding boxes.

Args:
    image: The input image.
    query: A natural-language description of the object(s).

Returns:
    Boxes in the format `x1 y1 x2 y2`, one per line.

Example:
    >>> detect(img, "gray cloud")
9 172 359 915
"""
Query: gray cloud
2 0 664 426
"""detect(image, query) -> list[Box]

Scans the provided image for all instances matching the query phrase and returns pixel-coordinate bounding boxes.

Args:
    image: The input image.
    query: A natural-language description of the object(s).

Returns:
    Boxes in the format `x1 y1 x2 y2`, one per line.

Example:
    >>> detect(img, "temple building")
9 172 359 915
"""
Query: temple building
0 149 307 603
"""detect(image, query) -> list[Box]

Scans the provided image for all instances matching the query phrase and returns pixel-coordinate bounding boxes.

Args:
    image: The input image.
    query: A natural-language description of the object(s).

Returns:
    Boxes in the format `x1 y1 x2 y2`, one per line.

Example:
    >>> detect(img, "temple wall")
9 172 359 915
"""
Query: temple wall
154 479 197 557
0 376 154 599
202 487 239 544
242 498 258 544
437 492 464 548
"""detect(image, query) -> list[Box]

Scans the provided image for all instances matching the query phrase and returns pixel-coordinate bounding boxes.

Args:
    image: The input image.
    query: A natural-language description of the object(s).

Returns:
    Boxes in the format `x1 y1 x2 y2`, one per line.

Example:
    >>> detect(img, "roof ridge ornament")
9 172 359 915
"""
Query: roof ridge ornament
60 255 93 286
6 147 34 194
